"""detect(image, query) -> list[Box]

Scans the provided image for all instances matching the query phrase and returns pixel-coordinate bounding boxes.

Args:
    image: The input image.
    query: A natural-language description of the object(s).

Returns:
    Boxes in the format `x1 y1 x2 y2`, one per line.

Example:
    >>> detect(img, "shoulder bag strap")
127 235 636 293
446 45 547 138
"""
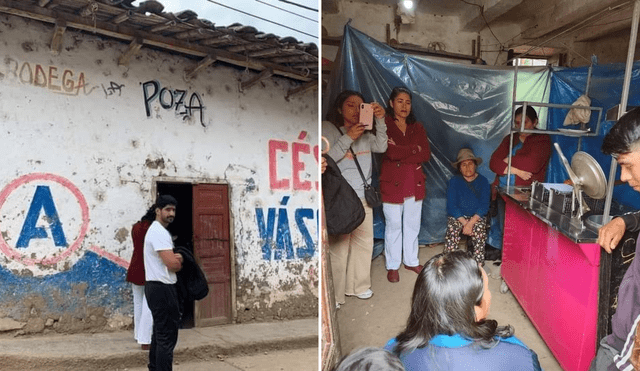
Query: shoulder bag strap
338 126 370 188
349 147 370 187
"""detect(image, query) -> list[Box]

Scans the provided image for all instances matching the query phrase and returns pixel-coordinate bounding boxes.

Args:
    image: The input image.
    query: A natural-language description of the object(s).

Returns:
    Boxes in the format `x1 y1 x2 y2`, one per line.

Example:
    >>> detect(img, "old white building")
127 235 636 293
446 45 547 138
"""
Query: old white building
0 0 318 334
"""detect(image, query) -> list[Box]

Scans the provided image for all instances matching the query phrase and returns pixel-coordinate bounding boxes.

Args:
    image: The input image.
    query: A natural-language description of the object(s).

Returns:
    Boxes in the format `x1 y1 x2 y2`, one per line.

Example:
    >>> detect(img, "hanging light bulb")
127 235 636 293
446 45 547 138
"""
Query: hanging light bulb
396 0 417 24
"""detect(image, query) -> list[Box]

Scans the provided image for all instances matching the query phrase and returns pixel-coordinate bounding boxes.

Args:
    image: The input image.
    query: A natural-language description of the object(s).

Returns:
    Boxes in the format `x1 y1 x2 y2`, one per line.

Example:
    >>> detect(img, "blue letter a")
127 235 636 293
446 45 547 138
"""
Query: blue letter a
16 185 68 248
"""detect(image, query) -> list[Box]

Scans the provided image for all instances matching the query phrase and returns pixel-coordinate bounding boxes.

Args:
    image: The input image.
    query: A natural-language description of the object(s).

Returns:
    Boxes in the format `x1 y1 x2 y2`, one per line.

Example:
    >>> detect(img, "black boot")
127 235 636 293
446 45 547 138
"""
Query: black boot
484 244 501 261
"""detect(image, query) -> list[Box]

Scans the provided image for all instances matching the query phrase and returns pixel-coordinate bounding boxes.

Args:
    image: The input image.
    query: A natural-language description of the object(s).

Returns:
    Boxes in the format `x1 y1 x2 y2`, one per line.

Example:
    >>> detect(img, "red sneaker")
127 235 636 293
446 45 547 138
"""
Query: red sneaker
404 265 423 274
387 270 399 283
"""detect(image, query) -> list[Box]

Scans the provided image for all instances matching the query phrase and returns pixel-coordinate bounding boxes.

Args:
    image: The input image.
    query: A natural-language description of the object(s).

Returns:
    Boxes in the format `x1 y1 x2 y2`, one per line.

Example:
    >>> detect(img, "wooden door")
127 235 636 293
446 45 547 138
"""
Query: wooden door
192 184 232 326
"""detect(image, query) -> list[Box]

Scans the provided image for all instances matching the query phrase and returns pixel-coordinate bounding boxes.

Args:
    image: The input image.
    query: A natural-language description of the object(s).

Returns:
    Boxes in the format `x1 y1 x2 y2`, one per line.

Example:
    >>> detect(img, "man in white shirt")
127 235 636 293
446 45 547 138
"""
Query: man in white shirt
144 195 183 371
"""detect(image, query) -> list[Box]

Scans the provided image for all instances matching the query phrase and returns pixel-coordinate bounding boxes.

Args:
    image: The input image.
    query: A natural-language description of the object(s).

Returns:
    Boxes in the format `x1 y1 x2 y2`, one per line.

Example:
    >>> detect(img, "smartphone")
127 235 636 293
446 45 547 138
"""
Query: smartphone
360 103 374 130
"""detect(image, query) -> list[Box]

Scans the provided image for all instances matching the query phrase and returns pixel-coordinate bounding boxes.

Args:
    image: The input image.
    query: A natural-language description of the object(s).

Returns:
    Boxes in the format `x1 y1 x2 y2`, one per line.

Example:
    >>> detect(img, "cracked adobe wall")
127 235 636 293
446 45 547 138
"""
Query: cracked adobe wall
0 14 318 334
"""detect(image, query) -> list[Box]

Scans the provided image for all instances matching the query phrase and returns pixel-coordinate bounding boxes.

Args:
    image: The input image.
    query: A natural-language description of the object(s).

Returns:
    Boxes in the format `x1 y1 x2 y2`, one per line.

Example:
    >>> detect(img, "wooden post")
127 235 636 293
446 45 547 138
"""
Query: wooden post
285 80 318 100
185 55 217 80
240 68 274 91
118 38 143 66
50 19 66 55
472 39 476 59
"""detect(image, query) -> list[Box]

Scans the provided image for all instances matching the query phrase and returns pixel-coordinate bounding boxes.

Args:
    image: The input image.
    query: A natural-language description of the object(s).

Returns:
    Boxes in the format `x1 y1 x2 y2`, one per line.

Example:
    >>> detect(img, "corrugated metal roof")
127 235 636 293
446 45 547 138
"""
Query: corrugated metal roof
0 0 318 82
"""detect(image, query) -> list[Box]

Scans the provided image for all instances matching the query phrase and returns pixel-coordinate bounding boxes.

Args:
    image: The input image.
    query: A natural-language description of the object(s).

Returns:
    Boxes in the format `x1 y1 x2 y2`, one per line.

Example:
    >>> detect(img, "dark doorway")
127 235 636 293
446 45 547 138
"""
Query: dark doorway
156 182 194 328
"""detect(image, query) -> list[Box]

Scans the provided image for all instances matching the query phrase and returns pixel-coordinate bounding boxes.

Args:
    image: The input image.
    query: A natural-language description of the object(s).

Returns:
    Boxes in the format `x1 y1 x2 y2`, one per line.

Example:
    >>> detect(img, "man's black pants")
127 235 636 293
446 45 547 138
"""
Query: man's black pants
145 281 181 371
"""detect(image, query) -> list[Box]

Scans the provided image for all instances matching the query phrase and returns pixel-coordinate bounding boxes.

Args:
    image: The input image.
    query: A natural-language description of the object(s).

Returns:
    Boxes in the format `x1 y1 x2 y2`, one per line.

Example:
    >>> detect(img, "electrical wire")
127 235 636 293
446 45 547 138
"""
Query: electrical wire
483 24 539 47
559 41 591 64
584 17 631 29
255 0 318 23
205 0 317 38
278 0 318 12
457 0 503 49
503 2 630 65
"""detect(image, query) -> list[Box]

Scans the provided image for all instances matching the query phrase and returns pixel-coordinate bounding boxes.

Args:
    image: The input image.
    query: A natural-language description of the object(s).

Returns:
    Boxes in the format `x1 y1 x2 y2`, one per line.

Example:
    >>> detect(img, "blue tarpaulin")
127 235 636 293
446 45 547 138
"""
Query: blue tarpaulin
324 24 640 244
547 64 640 210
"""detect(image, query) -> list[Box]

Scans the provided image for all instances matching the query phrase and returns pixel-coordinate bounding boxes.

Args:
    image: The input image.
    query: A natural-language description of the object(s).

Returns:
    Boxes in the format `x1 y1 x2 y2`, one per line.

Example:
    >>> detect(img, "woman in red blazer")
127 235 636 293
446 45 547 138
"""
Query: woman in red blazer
379 87 431 283
487 106 551 252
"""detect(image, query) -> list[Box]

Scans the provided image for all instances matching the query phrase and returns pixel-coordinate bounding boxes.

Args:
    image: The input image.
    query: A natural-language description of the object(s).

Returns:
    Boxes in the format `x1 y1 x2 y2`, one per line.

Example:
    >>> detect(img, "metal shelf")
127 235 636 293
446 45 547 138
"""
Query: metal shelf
512 101 604 137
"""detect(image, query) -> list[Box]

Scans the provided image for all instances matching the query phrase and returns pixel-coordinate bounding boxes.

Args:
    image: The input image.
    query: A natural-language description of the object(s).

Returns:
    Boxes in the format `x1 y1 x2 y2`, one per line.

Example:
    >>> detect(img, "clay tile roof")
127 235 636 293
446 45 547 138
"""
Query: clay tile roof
0 0 318 82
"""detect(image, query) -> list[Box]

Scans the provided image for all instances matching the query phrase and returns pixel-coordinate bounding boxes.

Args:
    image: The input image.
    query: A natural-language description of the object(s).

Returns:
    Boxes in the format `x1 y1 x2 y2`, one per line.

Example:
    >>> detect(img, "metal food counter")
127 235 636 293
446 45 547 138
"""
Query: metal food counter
498 187 636 371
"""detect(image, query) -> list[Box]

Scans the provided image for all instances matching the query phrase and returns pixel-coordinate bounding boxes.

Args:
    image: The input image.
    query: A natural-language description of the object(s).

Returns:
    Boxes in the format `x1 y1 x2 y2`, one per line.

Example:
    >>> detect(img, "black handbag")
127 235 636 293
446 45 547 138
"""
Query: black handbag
350 148 382 208
322 154 366 235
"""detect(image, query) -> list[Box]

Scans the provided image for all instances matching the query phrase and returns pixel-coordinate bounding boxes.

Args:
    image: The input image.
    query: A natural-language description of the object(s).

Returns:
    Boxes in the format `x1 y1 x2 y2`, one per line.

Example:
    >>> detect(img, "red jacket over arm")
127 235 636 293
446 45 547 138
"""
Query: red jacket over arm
489 133 552 187
126 220 151 285
380 116 431 203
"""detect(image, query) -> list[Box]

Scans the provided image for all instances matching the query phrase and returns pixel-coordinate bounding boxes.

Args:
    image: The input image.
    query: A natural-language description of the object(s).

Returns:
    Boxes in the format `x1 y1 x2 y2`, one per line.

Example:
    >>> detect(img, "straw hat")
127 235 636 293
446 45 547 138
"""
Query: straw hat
451 148 483 168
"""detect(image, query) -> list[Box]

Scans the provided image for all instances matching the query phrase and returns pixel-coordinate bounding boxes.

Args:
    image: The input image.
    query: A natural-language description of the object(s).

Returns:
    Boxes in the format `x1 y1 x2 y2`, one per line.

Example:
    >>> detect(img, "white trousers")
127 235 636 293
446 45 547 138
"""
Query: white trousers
131 283 153 345
383 197 422 270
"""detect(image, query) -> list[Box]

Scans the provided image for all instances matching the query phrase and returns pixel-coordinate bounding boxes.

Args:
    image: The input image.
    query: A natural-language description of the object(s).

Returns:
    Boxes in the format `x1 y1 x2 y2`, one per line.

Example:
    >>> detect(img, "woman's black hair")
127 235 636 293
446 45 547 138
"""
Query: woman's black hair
392 250 513 356
333 347 405 371
326 90 365 127
514 105 539 125
140 205 156 222
385 87 417 125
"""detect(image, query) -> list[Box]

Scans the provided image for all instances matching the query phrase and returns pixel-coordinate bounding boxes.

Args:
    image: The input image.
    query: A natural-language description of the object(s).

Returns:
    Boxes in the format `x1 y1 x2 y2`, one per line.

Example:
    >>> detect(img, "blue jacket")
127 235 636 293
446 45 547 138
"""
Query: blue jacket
384 334 542 371
446 174 490 218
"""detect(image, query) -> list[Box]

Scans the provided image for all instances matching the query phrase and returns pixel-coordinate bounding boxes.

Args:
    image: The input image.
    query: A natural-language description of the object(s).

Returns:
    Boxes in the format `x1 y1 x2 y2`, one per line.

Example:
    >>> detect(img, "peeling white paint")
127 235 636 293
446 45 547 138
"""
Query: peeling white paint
0 13 318 322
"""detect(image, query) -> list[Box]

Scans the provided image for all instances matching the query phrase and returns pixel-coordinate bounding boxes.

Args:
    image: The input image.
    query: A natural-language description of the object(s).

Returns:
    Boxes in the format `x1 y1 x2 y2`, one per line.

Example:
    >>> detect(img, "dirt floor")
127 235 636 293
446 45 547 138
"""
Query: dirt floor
123 347 318 371
336 243 563 371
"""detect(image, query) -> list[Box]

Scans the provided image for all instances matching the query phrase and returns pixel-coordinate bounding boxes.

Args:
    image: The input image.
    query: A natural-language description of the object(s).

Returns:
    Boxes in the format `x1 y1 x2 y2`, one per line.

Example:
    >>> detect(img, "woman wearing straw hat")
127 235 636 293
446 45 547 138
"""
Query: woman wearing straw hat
444 148 491 265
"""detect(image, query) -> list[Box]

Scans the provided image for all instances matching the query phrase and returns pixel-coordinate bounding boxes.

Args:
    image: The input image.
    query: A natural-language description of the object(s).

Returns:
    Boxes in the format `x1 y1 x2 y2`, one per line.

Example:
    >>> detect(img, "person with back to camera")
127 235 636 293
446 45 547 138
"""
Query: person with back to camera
589 107 640 371
487 106 552 257
322 90 388 306
333 347 405 371
384 250 541 370
444 148 491 266
380 87 431 283
126 204 156 350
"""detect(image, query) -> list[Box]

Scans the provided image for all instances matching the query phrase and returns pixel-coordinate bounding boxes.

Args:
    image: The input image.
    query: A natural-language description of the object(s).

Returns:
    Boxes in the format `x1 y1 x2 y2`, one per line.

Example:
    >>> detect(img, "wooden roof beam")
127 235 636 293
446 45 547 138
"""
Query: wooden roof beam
174 28 208 40
199 34 236 46
111 10 133 24
185 54 216 80
285 80 317 100
50 19 66 55
148 20 176 33
226 42 271 53
271 55 317 64
118 38 142 66
0 0 313 81
248 47 281 58
79 2 99 18
240 68 273 91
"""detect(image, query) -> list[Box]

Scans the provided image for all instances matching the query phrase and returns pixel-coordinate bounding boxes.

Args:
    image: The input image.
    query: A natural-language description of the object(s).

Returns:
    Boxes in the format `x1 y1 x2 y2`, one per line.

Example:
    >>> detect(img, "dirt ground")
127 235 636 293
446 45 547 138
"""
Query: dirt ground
335 243 563 371
123 347 318 371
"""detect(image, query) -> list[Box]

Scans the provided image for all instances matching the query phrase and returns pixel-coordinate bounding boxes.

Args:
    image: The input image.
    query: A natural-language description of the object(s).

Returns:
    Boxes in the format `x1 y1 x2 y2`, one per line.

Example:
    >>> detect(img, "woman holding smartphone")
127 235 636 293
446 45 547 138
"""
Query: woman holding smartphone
380 87 430 283
322 90 387 307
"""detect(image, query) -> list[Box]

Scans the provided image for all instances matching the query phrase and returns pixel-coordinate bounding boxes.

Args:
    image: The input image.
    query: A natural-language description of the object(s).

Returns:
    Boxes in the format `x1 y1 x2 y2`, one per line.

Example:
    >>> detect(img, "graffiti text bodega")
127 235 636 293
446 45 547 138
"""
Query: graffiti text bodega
142 80 205 126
